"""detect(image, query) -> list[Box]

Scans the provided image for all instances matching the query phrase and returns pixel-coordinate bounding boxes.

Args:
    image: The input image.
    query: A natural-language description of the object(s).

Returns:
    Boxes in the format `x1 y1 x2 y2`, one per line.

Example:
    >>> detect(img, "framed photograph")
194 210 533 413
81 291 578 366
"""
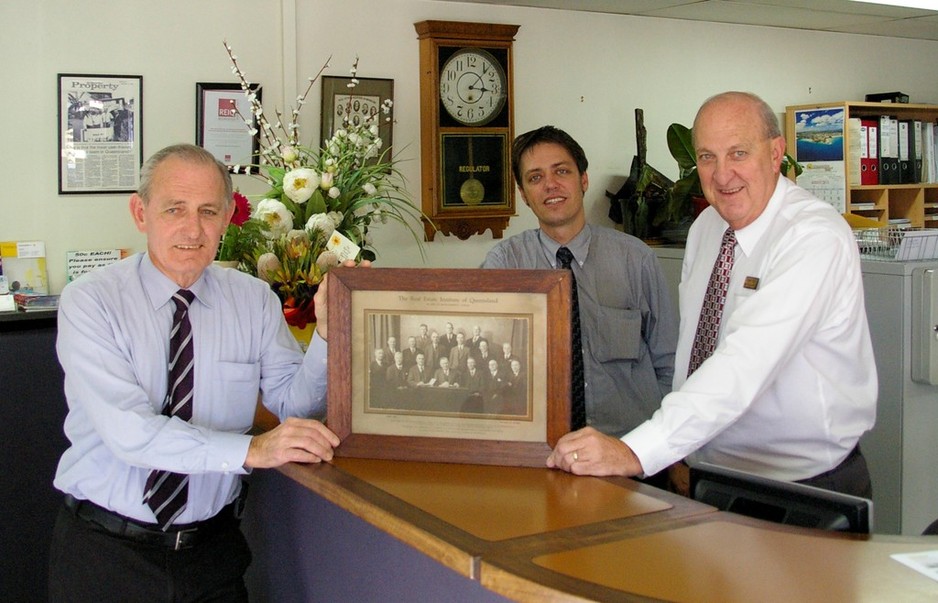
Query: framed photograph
320 76 393 161
196 82 261 174
327 267 572 467
57 73 142 194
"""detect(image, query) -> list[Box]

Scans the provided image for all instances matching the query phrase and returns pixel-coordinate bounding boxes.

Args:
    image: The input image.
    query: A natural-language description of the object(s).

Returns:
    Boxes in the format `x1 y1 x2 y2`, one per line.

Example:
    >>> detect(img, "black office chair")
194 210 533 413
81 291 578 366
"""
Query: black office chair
689 462 873 534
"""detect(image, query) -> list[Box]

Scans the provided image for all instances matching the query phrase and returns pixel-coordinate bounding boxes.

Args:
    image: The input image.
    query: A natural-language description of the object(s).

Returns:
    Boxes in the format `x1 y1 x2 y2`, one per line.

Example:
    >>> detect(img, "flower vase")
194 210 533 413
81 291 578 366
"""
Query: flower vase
288 323 316 352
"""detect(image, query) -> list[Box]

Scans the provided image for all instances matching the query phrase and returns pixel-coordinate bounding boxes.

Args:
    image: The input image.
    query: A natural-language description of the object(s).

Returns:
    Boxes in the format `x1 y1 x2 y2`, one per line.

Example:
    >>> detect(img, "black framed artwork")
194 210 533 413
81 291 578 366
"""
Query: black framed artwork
196 82 262 174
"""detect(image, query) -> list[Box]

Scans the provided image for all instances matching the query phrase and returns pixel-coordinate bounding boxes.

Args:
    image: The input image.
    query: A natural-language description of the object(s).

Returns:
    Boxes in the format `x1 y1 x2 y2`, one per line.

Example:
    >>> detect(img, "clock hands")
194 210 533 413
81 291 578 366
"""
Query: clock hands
439 48 507 126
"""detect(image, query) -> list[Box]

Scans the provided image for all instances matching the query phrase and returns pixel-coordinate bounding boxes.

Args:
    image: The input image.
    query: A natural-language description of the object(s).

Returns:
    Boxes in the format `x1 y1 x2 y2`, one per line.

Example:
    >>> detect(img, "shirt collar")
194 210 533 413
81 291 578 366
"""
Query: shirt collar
139 253 212 311
733 176 786 256
539 224 591 268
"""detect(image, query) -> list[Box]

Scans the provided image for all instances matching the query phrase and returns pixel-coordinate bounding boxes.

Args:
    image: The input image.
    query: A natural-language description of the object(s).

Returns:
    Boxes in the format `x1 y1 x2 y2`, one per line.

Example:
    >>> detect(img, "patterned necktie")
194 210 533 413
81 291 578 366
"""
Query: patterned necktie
144 289 195 530
557 247 586 430
688 228 736 376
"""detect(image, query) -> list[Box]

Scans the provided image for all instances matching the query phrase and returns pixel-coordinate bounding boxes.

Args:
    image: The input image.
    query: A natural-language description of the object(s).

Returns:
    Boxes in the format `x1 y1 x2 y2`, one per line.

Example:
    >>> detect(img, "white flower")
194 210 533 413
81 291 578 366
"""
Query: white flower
316 250 340 270
362 182 377 196
320 171 334 190
254 198 294 237
286 229 309 245
306 213 337 238
281 146 298 163
329 187 341 199
282 168 320 204
255 252 282 283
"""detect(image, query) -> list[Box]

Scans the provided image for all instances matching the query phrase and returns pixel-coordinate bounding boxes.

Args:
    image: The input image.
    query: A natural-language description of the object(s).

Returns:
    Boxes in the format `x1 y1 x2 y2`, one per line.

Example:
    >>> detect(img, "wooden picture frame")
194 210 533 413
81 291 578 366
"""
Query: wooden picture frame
327 267 571 467
57 73 142 194
320 76 393 161
195 82 261 174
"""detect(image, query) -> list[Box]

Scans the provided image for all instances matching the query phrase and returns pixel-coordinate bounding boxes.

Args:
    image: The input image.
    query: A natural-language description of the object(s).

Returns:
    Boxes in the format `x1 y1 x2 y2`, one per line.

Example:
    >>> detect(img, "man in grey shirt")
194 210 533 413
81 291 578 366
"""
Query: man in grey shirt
483 126 677 453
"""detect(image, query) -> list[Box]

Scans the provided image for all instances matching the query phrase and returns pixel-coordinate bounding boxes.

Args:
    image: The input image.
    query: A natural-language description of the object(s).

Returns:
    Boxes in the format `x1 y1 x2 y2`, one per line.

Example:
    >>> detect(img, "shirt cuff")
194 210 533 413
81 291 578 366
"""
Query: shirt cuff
308 330 327 359
208 430 253 475
622 420 675 478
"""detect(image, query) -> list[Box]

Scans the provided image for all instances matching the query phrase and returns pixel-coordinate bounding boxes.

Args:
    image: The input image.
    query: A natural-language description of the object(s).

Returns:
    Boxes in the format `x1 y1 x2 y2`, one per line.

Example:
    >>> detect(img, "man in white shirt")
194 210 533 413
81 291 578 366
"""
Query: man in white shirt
547 91 877 498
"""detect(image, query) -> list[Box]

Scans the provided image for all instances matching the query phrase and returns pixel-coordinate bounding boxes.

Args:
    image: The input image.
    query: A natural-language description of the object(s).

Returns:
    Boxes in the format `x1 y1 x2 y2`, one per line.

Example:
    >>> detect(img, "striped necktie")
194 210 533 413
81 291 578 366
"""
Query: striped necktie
143 289 195 530
557 247 586 430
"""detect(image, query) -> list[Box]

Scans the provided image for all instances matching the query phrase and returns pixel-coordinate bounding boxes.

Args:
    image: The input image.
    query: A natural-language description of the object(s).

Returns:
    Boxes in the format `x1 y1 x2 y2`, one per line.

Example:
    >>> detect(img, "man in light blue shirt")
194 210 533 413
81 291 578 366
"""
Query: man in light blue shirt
49 144 342 601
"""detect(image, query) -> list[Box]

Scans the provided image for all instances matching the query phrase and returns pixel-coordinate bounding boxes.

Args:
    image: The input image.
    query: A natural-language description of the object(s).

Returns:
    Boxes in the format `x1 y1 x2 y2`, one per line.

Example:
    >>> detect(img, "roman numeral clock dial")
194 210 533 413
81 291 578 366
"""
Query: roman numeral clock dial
415 20 519 241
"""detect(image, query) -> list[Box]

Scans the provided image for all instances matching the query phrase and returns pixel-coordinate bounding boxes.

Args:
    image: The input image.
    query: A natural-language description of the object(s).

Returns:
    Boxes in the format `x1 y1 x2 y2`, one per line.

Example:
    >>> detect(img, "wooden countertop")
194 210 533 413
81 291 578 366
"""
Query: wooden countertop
279 458 938 600
280 458 711 580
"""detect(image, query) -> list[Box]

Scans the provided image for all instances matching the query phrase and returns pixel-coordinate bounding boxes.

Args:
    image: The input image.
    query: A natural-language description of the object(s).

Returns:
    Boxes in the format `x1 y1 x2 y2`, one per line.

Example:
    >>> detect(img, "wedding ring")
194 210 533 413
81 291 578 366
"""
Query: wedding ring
573 451 579 462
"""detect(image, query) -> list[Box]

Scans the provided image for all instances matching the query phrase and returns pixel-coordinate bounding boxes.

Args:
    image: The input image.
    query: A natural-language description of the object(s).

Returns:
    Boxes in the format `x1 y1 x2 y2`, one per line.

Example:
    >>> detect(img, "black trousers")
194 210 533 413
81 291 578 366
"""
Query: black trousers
795 445 873 499
48 504 252 603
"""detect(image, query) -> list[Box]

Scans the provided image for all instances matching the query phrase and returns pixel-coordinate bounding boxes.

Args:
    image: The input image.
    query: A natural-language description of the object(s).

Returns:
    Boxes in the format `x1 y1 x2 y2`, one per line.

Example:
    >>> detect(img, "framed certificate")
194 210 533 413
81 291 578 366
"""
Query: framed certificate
327 267 572 467
196 82 261 174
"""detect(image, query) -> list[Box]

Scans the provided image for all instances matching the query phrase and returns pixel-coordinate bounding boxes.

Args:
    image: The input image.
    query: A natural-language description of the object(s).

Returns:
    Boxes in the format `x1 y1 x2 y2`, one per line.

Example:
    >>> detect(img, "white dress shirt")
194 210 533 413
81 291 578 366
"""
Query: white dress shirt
625 176 877 480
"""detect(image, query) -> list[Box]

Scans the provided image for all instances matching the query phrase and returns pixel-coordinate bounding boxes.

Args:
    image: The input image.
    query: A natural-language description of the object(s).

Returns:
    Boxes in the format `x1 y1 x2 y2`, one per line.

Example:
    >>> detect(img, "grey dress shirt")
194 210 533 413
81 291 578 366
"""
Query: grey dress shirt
483 224 677 436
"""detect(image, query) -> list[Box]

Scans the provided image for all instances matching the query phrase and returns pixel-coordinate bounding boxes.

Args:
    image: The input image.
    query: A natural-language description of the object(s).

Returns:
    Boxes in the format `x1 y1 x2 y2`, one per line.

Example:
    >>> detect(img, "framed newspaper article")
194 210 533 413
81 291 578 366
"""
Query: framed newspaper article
57 74 142 194
327 267 572 467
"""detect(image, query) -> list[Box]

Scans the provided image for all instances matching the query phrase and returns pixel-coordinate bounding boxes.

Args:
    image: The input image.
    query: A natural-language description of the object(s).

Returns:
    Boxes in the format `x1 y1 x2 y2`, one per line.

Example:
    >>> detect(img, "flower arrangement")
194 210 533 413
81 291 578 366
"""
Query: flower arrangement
223 41 427 329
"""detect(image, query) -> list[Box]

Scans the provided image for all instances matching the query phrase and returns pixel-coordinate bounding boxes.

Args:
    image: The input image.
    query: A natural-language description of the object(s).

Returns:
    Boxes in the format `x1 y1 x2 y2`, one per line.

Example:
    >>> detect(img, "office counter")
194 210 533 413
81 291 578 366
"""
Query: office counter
244 457 938 602
1 310 68 603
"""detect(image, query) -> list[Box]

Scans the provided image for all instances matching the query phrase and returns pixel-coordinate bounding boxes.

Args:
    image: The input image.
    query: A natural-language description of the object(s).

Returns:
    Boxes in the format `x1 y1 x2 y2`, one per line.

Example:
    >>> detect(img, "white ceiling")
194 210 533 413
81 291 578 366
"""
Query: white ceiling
433 0 938 41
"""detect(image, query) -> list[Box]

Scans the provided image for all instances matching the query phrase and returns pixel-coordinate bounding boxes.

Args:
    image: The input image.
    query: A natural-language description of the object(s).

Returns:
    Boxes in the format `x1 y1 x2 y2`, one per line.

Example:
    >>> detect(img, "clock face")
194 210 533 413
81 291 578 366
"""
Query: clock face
439 48 508 127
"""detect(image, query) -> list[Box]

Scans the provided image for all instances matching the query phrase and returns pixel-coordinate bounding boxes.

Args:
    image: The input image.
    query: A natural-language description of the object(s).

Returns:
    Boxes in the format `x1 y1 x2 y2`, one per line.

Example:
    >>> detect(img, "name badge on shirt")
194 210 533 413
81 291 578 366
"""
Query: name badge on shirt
743 276 760 290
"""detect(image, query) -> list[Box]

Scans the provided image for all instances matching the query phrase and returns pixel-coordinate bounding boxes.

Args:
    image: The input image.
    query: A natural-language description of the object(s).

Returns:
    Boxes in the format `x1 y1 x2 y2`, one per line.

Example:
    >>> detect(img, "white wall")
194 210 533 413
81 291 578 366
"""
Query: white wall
4 0 938 292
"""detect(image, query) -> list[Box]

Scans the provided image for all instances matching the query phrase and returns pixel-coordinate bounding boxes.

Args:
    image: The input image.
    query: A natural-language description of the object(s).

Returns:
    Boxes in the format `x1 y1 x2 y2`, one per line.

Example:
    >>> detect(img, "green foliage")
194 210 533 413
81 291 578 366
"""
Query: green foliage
663 122 803 224
216 217 268 272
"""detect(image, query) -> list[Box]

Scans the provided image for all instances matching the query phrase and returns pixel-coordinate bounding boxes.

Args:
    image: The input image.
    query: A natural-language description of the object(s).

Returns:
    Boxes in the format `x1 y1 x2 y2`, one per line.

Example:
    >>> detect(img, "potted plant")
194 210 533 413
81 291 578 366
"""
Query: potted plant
663 123 803 224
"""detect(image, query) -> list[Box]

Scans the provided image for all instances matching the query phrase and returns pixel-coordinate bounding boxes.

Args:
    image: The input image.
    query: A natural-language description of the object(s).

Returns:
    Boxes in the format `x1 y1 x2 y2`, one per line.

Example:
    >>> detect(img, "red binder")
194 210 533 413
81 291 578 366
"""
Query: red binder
861 118 879 185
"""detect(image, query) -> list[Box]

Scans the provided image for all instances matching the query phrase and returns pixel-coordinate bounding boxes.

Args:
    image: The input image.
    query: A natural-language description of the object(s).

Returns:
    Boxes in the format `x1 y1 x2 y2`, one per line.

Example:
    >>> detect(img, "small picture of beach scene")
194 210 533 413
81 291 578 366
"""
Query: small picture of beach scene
794 108 845 162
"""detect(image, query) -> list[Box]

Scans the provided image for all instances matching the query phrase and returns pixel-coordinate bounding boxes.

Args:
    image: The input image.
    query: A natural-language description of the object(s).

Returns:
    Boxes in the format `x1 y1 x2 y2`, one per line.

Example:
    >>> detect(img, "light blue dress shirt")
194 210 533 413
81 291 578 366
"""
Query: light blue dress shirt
53 254 328 524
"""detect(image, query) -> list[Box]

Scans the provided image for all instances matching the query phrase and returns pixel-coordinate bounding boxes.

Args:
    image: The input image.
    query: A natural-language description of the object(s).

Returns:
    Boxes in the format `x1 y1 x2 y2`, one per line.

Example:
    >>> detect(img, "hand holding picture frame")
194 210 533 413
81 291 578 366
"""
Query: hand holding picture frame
327 267 572 467
196 82 261 174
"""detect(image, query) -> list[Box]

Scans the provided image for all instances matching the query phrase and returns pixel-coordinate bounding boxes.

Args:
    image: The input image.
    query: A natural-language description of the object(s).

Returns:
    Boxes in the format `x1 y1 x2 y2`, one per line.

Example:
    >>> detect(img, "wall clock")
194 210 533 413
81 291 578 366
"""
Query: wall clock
415 20 520 241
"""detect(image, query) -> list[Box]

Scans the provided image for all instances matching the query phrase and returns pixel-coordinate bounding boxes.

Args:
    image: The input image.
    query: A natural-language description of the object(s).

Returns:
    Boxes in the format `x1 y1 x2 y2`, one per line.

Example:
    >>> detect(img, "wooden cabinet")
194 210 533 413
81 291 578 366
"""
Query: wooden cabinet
785 101 938 228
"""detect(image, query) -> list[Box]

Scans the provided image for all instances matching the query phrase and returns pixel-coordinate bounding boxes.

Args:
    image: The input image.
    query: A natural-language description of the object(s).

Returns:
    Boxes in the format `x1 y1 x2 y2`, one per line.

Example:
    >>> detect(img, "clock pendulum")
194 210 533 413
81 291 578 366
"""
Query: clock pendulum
460 136 485 205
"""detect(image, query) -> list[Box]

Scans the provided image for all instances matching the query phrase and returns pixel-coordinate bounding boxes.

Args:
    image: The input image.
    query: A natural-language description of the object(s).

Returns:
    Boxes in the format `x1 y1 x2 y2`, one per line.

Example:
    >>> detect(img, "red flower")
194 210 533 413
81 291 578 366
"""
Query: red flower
231 191 252 226
281 294 318 329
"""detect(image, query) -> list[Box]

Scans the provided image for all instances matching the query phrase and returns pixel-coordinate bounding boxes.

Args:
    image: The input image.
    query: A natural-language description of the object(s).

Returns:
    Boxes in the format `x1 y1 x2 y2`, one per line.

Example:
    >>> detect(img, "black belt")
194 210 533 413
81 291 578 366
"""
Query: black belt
64 492 244 551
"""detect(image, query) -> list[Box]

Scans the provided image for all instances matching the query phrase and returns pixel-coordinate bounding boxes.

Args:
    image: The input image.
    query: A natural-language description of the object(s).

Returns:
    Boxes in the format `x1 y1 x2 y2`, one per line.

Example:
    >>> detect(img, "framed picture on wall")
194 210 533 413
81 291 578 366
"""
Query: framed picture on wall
57 73 143 194
320 76 393 162
326 267 572 467
196 82 262 174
